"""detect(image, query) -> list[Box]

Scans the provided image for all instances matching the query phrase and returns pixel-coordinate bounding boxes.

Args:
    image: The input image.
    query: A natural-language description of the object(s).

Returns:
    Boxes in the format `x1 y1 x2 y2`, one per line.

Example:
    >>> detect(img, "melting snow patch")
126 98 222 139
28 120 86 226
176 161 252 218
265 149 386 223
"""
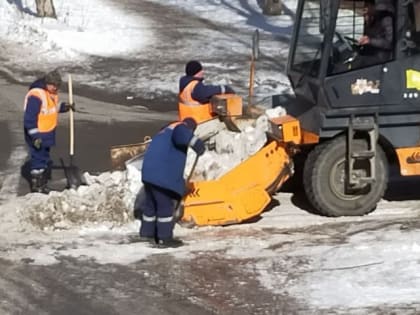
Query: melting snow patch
19 170 142 231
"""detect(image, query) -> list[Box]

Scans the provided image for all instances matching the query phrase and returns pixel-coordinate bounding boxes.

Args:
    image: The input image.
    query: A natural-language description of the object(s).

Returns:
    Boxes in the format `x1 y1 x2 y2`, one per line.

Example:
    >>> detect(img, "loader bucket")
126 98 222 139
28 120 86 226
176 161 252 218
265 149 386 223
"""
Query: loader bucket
180 140 293 226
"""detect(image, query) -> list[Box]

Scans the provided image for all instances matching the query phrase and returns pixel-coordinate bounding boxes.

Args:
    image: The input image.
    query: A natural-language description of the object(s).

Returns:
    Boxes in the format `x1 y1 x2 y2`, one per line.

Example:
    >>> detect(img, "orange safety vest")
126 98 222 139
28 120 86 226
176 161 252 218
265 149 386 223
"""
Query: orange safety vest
178 80 214 123
24 88 59 134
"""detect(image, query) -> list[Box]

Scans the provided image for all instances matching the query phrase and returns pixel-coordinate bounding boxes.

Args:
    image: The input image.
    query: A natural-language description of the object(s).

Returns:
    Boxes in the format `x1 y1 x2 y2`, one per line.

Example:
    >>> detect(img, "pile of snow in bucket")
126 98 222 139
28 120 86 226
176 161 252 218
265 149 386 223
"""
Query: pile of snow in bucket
19 107 286 230
186 106 286 180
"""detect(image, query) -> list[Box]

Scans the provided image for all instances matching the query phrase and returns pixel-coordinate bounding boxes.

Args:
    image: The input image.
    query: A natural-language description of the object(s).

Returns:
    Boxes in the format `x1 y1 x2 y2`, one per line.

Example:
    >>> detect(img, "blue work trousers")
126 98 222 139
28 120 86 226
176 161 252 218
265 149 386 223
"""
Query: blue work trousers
26 137 51 171
139 183 179 240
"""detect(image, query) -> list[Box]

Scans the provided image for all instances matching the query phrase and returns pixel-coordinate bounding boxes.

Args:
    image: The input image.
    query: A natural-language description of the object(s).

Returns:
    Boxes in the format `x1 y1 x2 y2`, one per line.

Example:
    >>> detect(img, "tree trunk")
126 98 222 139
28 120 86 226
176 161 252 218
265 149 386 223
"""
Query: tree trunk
35 0 57 18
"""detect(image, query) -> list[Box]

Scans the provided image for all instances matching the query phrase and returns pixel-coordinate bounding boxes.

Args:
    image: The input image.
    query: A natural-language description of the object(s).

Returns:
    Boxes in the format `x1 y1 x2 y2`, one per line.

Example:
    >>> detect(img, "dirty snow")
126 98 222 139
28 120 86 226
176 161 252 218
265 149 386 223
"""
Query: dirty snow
0 0 295 102
188 113 273 180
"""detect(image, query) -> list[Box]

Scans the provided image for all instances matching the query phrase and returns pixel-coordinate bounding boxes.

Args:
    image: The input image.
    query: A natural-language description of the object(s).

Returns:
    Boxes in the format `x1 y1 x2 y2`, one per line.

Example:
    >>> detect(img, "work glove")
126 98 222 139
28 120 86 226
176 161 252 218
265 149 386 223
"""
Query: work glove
224 85 235 94
184 183 194 196
191 137 205 156
33 138 42 150
62 102 76 112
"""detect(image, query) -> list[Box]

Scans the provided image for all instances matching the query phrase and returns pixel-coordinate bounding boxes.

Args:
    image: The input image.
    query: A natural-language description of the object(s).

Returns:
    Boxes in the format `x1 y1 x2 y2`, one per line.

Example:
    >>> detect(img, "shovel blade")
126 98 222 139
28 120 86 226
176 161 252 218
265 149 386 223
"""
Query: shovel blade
61 158 86 189
67 165 85 189
110 140 151 170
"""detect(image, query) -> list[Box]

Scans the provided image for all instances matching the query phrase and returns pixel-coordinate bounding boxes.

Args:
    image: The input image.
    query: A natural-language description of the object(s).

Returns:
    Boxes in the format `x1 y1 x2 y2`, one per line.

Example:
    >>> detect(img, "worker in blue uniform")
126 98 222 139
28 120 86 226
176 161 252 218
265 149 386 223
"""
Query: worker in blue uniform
23 70 74 193
140 117 205 248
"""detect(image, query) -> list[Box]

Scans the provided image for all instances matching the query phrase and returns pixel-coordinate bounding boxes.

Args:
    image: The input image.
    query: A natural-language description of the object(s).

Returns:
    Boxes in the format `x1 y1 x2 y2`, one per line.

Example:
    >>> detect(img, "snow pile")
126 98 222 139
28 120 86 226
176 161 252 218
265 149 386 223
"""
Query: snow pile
19 170 142 231
189 109 286 181
0 0 154 77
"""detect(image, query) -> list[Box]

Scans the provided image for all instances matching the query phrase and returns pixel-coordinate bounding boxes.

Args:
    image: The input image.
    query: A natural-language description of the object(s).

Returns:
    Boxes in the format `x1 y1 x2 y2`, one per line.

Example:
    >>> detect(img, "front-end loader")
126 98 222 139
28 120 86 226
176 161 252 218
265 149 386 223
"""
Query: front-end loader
125 0 420 226
273 0 420 217
182 0 420 224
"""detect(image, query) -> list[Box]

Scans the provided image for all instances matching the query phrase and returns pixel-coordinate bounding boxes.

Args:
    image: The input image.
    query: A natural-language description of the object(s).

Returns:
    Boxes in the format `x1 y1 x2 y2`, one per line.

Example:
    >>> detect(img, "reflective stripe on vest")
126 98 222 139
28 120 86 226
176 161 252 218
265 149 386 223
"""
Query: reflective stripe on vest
24 88 59 133
179 80 201 106
178 80 214 123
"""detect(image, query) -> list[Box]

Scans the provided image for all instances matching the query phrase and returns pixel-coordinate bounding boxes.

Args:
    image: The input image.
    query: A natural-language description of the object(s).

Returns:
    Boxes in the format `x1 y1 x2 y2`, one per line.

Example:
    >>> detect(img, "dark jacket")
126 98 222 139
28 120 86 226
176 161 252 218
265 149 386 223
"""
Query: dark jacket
179 75 233 104
361 11 393 62
23 79 67 147
141 122 196 197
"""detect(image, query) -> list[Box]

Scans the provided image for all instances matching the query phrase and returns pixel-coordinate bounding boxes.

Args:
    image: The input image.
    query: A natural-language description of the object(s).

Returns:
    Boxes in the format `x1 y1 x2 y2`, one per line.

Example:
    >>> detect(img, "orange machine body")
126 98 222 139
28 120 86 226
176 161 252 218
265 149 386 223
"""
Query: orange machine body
180 114 301 226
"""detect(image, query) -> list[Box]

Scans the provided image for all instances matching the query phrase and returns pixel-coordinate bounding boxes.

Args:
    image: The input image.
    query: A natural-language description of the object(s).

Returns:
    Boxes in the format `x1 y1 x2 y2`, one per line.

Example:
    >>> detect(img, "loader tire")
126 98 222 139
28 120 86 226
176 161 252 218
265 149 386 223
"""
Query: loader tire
303 136 388 217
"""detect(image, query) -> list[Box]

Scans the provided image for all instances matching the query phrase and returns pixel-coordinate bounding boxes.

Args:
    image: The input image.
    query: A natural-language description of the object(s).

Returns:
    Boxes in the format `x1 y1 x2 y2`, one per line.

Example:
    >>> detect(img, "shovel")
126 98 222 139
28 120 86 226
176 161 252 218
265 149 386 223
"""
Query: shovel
61 74 85 189
110 136 151 171
173 152 200 223
248 29 259 107
245 29 266 118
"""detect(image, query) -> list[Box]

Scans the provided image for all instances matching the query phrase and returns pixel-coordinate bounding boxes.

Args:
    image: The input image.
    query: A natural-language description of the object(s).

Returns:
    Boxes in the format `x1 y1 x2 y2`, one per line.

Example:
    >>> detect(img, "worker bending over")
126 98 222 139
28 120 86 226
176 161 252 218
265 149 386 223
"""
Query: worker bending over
140 117 205 248
178 60 235 123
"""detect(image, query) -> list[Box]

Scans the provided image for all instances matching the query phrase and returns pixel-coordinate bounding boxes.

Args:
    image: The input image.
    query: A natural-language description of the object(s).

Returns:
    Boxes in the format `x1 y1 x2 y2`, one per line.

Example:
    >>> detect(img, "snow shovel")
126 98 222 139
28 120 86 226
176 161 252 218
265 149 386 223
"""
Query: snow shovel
248 29 259 106
173 152 200 223
61 74 85 189
110 136 151 171
245 29 266 117
210 95 242 132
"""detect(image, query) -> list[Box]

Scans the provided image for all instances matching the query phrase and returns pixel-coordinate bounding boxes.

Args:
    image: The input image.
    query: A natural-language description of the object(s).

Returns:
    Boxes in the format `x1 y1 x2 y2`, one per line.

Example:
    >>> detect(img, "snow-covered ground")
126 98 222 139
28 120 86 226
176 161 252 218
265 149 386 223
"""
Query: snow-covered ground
0 0 294 105
1 0 420 313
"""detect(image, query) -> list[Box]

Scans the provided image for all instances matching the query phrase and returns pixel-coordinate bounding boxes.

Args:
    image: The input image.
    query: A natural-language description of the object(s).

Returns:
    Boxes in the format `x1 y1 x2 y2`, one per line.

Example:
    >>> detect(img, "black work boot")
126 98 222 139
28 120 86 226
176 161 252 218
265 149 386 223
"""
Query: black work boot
30 169 50 194
41 170 52 193
156 238 184 249
30 171 44 193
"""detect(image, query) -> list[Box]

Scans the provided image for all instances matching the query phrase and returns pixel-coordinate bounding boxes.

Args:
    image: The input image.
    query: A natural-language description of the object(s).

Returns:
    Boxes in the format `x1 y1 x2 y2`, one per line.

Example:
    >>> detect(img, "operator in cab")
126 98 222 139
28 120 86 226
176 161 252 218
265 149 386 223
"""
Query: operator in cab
354 0 394 67
178 60 235 123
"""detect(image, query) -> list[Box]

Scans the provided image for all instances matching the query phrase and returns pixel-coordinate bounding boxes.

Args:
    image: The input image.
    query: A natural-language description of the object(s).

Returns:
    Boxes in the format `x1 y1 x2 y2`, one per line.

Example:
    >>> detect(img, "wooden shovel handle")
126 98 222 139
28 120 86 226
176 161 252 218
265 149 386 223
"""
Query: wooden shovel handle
68 74 74 156
248 54 255 103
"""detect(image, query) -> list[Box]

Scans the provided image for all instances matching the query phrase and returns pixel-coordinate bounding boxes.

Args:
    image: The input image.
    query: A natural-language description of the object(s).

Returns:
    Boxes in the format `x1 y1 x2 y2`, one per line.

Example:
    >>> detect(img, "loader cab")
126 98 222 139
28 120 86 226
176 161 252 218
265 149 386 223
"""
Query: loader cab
281 0 420 219
287 0 404 107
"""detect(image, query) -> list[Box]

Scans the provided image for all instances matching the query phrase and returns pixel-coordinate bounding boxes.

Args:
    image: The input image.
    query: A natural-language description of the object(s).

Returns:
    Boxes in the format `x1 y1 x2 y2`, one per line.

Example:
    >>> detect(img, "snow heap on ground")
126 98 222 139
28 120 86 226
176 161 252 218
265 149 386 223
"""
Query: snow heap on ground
19 107 286 231
19 170 140 231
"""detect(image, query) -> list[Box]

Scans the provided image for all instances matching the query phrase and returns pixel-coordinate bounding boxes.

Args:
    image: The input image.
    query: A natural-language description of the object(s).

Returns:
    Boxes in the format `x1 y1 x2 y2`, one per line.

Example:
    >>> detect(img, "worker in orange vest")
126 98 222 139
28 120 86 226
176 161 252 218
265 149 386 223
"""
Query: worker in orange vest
178 60 235 123
23 70 74 193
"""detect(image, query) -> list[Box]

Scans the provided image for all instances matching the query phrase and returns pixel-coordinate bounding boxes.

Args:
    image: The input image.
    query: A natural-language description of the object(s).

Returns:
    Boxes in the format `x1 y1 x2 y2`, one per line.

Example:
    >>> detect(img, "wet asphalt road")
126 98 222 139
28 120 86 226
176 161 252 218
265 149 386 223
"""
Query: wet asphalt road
0 256 217 315
0 251 301 315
